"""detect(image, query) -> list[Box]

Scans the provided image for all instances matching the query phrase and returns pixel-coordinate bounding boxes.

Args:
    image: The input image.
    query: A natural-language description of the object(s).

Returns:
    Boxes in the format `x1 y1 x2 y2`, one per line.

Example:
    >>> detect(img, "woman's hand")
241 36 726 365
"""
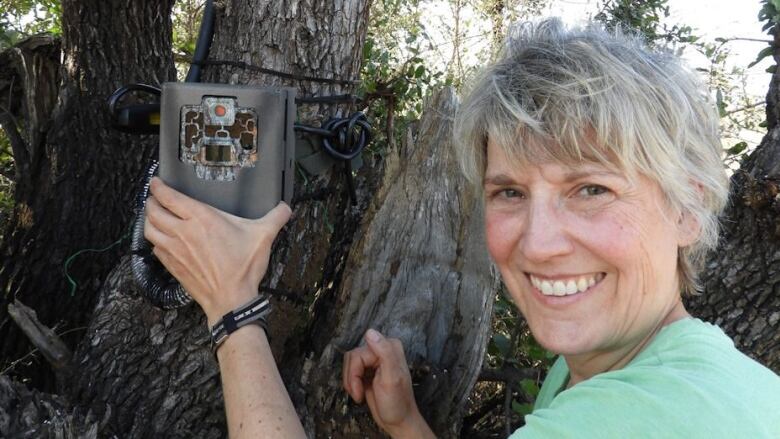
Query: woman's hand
343 329 436 438
143 177 291 325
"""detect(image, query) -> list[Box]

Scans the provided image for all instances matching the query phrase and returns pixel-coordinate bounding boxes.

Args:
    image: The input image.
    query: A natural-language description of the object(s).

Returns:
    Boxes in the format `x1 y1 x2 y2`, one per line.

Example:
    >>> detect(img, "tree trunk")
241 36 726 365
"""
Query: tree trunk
688 27 780 374
0 0 176 389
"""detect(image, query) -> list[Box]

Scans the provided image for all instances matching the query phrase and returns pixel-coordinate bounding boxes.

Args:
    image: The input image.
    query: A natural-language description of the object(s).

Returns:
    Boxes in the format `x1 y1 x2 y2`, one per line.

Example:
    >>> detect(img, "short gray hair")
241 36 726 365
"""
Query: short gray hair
454 18 729 295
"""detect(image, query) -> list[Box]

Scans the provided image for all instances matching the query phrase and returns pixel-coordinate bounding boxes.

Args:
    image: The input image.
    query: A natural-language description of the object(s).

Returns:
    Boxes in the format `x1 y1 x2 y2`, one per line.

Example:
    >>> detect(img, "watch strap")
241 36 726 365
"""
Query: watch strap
210 294 272 354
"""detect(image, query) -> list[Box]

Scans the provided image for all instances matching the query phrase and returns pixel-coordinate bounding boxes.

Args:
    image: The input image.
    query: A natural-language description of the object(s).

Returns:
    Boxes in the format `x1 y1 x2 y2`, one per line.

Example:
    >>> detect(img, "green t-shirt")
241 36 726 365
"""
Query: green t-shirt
510 318 780 438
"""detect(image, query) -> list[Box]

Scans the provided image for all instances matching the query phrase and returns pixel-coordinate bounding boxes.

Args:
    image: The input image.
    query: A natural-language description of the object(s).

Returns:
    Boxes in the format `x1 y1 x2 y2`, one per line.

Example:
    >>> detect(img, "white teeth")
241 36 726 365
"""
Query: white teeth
529 273 603 297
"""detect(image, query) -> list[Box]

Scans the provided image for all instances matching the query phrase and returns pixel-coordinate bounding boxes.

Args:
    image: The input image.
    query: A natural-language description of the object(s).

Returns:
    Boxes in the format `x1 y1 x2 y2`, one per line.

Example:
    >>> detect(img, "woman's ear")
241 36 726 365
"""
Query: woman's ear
677 181 704 247
676 209 700 248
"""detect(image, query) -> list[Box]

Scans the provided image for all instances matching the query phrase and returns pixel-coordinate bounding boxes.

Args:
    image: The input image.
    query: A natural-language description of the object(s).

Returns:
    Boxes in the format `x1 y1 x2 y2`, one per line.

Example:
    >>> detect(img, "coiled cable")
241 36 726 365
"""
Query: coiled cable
130 162 192 309
294 112 371 204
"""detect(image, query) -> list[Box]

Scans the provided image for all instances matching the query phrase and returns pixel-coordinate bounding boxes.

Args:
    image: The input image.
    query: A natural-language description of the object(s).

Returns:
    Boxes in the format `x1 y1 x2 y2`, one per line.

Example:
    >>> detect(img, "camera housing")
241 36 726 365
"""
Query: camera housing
159 83 295 219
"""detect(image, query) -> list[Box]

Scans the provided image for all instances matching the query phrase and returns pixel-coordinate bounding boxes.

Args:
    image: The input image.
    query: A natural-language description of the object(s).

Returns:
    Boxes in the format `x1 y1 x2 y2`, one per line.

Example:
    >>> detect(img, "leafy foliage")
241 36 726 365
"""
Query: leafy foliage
0 130 16 234
172 0 204 80
594 0 695 47
358 0 446 151
0 0 61 50
596 0 770 170
754 0 780 68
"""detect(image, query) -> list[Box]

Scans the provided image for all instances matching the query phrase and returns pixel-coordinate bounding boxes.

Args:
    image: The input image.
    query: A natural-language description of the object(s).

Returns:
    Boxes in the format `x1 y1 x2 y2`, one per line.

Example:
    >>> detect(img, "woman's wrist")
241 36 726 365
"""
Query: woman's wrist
204 287 260 328
387 409 436 439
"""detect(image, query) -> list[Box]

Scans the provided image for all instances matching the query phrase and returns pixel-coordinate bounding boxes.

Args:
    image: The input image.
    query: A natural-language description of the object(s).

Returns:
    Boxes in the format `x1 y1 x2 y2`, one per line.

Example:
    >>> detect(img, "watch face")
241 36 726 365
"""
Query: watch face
180 95 259 181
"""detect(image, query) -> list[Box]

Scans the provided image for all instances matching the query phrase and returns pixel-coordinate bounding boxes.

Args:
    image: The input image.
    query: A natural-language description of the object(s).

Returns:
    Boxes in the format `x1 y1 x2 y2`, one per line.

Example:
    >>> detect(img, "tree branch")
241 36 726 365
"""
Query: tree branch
7 300 72 370
718 37 773 44
722 100 766 117
0 103 29 170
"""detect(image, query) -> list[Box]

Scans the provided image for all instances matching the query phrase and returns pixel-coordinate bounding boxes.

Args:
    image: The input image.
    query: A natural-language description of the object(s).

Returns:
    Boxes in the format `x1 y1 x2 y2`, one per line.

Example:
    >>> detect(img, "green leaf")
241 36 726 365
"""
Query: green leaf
363 39 374 59
492 333 511 356
414 65 425 78
520 378 541 398
527 343 547 361
511 400 534 416
773 0 780 12
749 46 774 68
727 141 748 155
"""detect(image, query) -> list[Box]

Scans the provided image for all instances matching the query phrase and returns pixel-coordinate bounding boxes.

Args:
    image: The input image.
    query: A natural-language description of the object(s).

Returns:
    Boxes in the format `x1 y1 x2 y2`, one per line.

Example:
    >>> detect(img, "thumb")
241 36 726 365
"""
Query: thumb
364 328 395 362
258 202 292 234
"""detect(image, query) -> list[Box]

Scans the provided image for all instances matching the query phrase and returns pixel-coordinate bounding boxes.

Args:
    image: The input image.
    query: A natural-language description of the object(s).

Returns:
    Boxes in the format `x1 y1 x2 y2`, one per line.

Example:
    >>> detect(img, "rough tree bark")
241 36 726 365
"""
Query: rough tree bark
688 26 780 374
0 0 177 388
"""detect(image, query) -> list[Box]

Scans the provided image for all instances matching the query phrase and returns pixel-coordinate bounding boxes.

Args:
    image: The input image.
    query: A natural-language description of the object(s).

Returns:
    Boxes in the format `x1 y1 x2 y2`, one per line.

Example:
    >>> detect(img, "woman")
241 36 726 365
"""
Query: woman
342 19 780 437
144 18 780 438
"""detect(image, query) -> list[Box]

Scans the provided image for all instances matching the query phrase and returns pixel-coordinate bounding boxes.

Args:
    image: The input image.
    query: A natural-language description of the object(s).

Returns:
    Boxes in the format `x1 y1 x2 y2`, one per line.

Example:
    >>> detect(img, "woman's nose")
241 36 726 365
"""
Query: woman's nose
520 200 574 263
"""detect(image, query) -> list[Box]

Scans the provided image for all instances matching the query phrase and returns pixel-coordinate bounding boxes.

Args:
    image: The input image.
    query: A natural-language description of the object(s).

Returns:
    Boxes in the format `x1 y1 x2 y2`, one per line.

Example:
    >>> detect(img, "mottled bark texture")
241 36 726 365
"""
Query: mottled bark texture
0 374 106 438
687 28 780 373
70 258 225 438
0 0 177 389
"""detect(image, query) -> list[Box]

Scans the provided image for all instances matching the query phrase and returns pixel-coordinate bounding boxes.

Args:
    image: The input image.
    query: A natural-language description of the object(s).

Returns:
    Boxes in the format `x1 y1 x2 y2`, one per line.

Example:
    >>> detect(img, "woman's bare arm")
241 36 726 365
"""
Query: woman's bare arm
144 177 305 438
217 320 305 438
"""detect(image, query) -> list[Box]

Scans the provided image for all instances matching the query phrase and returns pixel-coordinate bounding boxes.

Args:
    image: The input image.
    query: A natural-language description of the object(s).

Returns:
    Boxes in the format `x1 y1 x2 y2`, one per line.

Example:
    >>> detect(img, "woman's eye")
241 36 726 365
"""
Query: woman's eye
487 188 524 201
499 189 523 199
578 185 609 197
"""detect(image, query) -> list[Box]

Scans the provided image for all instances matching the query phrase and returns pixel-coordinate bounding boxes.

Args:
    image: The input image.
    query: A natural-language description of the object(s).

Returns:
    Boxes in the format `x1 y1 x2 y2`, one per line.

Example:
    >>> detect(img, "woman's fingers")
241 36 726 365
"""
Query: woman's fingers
145 196 181 237
343 329 412 404
144 216 173 249
363 329 408 386
343 345 379 403
342 350 351 395
149 177 196 220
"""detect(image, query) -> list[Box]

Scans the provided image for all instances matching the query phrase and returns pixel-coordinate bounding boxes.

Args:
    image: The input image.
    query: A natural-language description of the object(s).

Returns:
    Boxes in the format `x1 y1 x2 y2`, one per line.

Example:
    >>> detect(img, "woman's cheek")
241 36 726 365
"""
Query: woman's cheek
484 209 521 263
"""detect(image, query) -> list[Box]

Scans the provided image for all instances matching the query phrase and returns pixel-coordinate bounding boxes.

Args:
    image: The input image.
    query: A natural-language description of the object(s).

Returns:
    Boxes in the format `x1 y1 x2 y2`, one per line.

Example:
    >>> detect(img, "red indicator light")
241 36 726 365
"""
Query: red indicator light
214 105 226 117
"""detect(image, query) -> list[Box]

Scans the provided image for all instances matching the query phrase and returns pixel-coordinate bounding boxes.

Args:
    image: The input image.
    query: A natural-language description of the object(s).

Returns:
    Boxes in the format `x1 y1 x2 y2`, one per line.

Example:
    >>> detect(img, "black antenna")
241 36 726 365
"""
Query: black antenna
185 0 216 83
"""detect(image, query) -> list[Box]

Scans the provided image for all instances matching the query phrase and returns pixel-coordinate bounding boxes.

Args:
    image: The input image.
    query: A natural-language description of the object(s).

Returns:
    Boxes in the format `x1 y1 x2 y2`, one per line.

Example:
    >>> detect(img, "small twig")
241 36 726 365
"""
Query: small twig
0 347 40 375
503 381 513 437
718 37 773 44
721 100 766 117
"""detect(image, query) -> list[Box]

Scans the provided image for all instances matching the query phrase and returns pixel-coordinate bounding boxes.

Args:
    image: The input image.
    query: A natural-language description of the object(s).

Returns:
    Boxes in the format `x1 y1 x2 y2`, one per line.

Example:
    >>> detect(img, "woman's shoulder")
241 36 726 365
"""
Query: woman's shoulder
513 318 780 438
630 318 778 386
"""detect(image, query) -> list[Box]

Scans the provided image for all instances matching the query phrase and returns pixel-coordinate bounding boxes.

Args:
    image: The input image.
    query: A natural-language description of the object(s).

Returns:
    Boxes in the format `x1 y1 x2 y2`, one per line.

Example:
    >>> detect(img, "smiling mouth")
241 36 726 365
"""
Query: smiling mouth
528 273 605 297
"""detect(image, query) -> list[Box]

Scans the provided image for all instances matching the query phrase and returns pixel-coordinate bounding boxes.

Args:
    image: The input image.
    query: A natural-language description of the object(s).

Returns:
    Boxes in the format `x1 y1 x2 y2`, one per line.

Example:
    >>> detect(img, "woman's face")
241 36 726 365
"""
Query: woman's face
483 140 695 357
